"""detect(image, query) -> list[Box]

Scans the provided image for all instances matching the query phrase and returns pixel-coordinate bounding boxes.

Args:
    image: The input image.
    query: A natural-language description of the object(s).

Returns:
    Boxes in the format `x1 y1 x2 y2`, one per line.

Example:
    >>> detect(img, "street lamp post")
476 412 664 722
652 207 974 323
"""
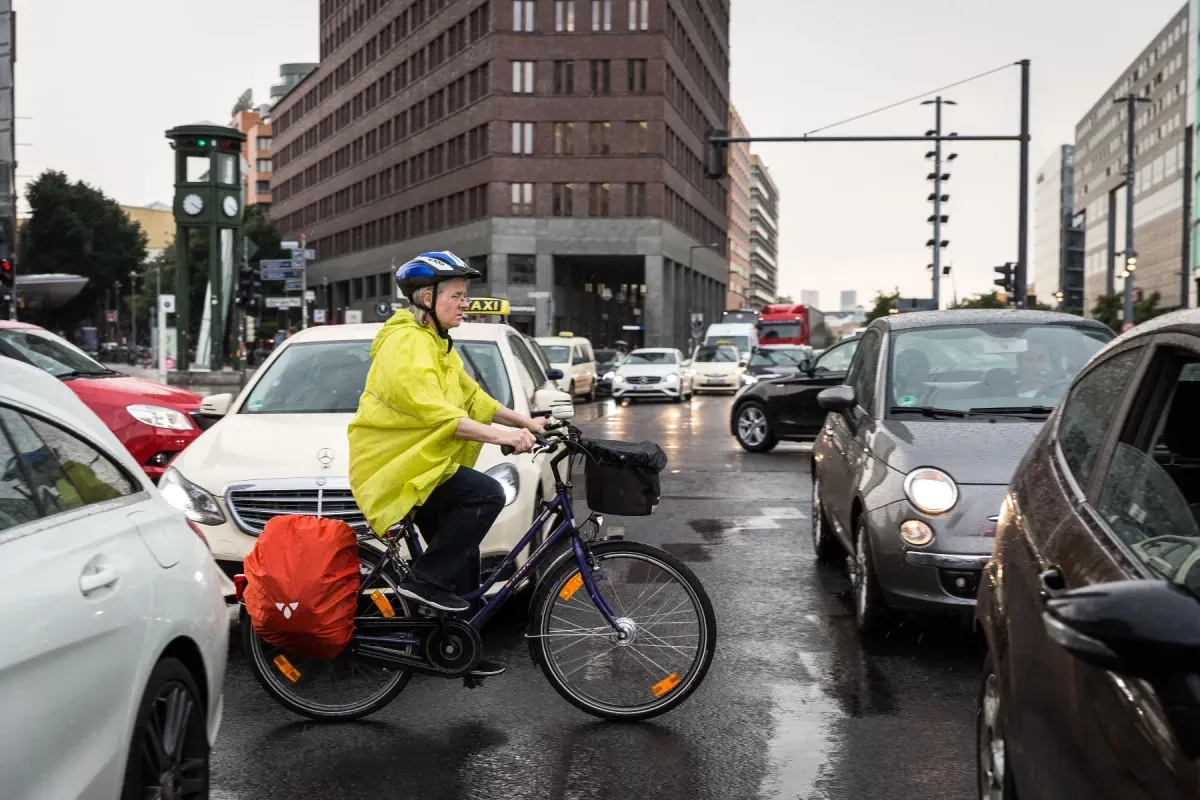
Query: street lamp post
921 97 957 309
129 270 138 352
114 280 122 344
1115 93 1151 329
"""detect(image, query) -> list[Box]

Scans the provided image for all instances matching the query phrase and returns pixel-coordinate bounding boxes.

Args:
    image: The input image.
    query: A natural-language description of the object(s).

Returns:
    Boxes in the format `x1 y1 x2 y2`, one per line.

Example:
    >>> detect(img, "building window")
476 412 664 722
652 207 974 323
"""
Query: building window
554 122 575 154
256 180 271 195
627 59 647 92
257 158 273 173
588 121 612 154
554 61 575 94
510 182 534 215
628 0 648 30
627 120 647 153
590 60 611 94
626 182 647 216
509 254 537 284
555 0 575 31
513 0 534 31
553 183 576 216
588 182 610 216
511 122 534 154
512 60 535 93
257 136 274 150
591 0 612 30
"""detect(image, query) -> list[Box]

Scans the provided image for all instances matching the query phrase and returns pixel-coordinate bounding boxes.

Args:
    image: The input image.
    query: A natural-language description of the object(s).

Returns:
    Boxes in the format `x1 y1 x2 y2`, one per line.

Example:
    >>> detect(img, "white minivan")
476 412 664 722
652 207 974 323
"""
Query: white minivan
703 323 758 361
535 333 598 401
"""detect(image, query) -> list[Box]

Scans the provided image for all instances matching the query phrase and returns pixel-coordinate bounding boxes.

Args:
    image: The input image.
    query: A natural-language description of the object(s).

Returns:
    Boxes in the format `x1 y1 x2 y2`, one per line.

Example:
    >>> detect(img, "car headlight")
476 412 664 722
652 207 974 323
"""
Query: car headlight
903 468 959 515
741 373 759 385
485 463 520 506
158 466 226 525
665 373 679 384
127 404 194 431
603 371 615 380
613 374 626 383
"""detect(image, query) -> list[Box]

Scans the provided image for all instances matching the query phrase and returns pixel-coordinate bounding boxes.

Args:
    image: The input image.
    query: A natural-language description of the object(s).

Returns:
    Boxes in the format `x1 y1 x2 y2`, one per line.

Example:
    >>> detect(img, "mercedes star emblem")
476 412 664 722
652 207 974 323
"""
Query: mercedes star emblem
317 448 335 469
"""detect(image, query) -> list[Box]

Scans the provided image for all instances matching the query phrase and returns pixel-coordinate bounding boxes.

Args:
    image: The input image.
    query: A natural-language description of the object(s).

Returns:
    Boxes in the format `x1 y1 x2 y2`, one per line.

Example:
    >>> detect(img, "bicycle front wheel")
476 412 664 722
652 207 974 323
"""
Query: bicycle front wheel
530 540 717 721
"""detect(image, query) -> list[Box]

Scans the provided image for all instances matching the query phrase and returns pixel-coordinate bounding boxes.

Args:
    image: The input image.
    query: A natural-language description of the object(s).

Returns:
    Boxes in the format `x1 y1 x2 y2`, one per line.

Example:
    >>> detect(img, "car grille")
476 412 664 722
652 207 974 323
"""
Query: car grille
627 376 662 385
226 486 369 536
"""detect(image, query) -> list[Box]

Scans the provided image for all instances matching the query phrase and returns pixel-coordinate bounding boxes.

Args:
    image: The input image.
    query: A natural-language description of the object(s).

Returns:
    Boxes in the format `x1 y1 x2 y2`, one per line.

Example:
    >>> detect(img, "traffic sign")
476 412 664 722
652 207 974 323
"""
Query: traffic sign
303 249 317 260
313 309 327 324
260 259 294 269
265 297 302 309
280 240 301 251
284 278 304 291
262 268 302 281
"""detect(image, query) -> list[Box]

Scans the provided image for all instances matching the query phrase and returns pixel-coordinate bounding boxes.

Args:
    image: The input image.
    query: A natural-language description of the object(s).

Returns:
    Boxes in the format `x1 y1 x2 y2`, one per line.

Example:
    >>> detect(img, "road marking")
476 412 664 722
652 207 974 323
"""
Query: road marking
761 506 805 519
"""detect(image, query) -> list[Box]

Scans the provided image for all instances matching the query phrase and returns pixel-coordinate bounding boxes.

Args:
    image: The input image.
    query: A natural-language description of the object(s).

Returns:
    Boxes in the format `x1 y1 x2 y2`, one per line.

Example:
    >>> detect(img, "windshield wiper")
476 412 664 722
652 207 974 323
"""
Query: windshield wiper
968 405 1055 418
888 405 971 419
56 368 120 380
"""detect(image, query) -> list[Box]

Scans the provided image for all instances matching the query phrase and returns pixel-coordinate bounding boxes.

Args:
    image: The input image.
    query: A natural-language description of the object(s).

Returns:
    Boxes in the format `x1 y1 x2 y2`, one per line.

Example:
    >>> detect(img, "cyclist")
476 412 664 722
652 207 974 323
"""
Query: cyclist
349 250 548 677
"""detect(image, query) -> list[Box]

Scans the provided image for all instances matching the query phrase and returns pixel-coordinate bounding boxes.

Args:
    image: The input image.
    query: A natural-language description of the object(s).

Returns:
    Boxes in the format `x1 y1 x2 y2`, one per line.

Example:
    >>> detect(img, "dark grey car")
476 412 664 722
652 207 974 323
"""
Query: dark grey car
809 310 1114 636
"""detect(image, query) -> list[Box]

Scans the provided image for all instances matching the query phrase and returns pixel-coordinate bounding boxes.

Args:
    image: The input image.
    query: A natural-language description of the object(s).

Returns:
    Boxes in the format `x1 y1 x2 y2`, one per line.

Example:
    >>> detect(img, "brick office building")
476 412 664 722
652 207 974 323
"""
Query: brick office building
269 0 730 345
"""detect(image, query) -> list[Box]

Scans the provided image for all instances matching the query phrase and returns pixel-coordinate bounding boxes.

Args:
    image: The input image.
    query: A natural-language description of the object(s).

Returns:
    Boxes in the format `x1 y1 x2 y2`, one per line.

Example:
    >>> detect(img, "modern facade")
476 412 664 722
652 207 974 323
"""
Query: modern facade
800 289 819 308
270 0 730 347
1034 145 1085 312
747 154 778 308
121 202 174 261
839 290 856 311
1074 4 1192 312
271 63 319 107
726 105 751 310
230 107 275 207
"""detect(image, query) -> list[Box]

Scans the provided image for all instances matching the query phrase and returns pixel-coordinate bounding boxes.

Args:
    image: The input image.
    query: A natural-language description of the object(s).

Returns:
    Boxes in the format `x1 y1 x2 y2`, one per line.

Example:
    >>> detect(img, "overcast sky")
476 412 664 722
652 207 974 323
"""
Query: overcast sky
14 0 1189 307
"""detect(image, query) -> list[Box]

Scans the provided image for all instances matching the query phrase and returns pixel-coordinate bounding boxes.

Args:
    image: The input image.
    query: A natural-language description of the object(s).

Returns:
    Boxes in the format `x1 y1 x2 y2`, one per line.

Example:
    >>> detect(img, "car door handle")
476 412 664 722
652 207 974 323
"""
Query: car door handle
80 564 119 595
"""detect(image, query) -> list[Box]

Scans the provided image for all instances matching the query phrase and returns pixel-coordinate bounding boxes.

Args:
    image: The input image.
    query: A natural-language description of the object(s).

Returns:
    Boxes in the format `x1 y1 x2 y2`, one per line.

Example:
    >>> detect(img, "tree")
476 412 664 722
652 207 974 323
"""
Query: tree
954 291 1006 309
1090 293 1121 332
775 294 794 304
864 292 897 322
18 170 148 330
1134 291 1168 325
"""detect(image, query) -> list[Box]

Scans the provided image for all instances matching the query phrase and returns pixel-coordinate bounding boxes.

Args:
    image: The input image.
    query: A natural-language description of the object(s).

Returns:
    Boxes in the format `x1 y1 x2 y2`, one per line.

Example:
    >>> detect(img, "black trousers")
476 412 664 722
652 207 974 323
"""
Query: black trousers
410 466 505 604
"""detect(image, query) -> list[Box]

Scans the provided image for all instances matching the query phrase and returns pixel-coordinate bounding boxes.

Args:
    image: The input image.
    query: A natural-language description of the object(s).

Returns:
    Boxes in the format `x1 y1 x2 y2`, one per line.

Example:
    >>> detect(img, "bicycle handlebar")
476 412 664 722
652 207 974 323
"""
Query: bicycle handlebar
499 422 571 456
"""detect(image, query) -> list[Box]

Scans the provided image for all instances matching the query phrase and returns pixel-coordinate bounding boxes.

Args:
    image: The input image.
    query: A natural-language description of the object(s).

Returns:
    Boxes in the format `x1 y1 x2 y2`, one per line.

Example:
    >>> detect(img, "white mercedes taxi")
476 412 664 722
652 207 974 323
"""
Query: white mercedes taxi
161 316 572 598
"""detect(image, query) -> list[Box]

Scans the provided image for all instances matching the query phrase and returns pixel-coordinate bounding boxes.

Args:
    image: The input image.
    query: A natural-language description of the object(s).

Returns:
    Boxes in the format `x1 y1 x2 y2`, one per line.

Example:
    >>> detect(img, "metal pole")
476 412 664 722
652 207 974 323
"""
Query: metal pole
154 262 161 368
1124 94 1137 327
1182 125 1193 308
932 97 943 309
300 233 308 330
129 273 137 352
1015 59 1031 307
1106 189 1118 298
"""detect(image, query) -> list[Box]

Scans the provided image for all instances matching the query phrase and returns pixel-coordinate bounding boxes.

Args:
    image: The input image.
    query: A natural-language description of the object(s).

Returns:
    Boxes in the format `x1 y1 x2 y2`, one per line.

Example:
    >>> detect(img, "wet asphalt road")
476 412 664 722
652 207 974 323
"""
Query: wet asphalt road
211 394 983 800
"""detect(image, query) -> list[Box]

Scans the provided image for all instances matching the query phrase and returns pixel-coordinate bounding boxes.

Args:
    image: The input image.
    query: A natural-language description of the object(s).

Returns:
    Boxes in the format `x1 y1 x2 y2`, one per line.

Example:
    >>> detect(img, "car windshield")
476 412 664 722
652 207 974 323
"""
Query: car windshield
625 351 678 365
0 328 111 378
888 323 1112 414
540 345 571 364
241 339 512 414
704 336 750 353
758 322 802 340
693 346 737 363
594 348 617 364
760 348 807 364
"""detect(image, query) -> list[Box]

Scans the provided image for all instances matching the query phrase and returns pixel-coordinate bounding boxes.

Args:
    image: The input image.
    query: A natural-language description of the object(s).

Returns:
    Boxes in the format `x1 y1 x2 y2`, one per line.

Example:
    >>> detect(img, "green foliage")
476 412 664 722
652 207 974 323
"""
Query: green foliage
1088 291 1169 333
953 291 1006 309
774 294 794 304
18 170 148 329
864 292 897 322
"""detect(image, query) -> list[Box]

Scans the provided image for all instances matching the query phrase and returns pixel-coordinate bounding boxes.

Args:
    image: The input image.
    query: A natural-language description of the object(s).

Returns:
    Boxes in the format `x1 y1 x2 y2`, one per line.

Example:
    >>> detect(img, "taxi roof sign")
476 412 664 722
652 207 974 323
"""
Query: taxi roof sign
558 331 575 337
467 297 510 315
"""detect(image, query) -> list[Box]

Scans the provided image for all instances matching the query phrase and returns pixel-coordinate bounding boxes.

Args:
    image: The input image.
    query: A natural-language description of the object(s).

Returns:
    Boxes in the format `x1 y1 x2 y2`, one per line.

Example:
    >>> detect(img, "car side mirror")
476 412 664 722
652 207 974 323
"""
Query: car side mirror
798 358 813 373
198 393 233 417
545 368 564 381
533 387 573 414
817 385 856 412
1043 579 1200 758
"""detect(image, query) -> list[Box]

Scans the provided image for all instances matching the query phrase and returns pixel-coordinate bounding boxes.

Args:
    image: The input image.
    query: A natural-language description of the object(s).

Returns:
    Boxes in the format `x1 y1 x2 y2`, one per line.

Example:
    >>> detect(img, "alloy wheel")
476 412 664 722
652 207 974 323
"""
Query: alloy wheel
140 682 207 799
737 406 767 447
979 672 1007 799
812 478 823 550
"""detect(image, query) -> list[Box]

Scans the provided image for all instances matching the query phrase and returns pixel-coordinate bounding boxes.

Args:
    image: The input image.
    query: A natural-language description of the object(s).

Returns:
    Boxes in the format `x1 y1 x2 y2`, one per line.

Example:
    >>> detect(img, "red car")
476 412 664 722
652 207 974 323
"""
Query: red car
0 320 203 479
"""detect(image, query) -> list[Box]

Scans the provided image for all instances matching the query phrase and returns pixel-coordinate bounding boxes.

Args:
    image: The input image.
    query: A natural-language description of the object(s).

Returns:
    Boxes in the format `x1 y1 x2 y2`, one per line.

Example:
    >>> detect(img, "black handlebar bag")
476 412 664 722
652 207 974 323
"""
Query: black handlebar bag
579 436 668 516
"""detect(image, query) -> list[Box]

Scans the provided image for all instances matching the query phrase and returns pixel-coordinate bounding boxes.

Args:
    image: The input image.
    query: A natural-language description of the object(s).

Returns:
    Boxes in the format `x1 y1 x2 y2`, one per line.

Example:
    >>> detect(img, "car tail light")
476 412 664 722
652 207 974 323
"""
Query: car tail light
186 519 210 550
233 574 248 602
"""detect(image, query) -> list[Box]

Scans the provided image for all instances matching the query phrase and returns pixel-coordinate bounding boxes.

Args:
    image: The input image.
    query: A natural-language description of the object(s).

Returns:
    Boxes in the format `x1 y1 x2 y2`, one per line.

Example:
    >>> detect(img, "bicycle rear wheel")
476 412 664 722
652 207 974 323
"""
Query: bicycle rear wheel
241 549 415 721
530 540 716 721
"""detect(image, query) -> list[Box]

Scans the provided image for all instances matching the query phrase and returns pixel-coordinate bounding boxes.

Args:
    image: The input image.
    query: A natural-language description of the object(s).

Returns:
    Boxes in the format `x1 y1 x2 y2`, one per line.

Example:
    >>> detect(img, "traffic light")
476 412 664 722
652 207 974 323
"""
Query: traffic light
704 129 729 180
236 265 261 307
993 263 1014 294
0 259 12 290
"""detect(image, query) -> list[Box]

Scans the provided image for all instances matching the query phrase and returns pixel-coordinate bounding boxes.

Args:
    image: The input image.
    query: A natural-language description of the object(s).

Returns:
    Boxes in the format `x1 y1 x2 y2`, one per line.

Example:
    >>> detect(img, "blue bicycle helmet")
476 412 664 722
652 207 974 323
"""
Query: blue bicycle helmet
394 251 481 349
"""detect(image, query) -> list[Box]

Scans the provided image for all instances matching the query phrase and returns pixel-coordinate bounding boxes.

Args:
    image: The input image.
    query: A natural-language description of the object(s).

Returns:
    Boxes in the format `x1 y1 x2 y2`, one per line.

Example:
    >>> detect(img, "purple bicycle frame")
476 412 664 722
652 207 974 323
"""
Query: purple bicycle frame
353 487 620 649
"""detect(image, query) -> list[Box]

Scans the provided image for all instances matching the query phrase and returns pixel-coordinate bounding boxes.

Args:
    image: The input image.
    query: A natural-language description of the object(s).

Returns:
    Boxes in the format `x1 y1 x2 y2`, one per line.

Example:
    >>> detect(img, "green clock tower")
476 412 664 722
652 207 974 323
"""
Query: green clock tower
166 123 247 371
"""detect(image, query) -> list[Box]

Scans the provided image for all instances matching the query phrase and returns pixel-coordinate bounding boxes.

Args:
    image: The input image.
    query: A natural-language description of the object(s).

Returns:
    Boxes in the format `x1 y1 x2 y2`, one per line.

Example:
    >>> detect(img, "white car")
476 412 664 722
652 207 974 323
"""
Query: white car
690 344 743 393
535 334 598 401
164 321 573 598
611 348 695 402
0 357 227 800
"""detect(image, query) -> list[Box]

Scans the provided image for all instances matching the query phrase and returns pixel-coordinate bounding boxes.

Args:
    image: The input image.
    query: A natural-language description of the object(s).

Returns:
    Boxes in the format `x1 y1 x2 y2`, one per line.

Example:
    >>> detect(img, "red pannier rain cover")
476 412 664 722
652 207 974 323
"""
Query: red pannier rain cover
243 515 360 659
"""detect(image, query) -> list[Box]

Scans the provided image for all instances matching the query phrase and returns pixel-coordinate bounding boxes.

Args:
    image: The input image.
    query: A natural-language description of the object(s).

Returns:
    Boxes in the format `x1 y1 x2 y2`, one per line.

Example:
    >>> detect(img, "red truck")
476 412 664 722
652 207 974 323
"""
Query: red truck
756 304 828 348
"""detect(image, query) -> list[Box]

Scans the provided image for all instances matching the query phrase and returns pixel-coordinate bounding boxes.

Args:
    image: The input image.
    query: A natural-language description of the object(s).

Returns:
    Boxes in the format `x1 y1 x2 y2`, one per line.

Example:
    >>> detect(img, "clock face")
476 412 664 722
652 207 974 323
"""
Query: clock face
182 194 203 215
223 196 239 217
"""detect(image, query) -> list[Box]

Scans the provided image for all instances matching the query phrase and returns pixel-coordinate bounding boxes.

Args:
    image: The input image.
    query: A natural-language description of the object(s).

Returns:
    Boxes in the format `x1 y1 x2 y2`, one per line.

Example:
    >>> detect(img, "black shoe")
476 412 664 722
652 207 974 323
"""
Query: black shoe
470 658 507 677
396 579 470 613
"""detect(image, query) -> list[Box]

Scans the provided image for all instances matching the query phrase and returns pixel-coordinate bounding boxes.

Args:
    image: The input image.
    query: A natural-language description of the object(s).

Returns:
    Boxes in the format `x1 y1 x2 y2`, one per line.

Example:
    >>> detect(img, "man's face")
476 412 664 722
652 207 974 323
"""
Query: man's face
424 278 469 329
1018 343 1052 384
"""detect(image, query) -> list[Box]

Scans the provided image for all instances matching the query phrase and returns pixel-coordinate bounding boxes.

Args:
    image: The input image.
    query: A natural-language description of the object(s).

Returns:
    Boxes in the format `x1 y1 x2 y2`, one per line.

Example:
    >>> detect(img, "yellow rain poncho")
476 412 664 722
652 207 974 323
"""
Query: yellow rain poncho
349 311 501 536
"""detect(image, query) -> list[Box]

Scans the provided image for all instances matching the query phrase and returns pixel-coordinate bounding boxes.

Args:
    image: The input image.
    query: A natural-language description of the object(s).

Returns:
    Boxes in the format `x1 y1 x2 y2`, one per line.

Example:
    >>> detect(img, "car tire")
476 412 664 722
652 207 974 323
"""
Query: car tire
587 381 597 402
851 516 888 636
568 380 577 398
734 401 778 453
811 475 844 563
978 652 1018 799
121 656 209 800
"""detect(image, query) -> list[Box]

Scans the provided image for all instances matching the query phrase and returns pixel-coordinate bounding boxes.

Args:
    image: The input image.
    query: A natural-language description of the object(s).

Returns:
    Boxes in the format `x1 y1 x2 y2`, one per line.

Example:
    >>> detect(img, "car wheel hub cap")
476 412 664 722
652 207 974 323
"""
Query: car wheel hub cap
855 538 868 616
738 408 766 445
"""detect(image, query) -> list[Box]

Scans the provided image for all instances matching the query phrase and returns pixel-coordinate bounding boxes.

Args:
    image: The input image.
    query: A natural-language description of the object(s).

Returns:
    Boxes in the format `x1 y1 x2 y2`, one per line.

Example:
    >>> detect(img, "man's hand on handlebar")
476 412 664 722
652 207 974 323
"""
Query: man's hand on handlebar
499 427 537 455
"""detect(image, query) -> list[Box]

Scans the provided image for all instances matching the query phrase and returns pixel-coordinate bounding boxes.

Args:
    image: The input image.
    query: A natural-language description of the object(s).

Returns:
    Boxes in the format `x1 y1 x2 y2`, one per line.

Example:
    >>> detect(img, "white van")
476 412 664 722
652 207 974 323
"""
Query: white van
535 333 598 401
703 323 758 360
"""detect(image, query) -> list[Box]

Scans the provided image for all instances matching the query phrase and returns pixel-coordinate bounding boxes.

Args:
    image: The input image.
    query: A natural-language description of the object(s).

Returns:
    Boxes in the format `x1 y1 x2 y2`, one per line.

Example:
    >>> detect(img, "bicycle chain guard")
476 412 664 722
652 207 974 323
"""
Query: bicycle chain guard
353 617 482 679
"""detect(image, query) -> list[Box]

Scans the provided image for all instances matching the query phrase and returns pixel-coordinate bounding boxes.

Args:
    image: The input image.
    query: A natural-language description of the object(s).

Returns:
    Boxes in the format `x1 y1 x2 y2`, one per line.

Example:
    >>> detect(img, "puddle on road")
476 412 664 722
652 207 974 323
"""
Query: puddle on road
688 518 735 544
758 658 846 800
661 542 713 562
